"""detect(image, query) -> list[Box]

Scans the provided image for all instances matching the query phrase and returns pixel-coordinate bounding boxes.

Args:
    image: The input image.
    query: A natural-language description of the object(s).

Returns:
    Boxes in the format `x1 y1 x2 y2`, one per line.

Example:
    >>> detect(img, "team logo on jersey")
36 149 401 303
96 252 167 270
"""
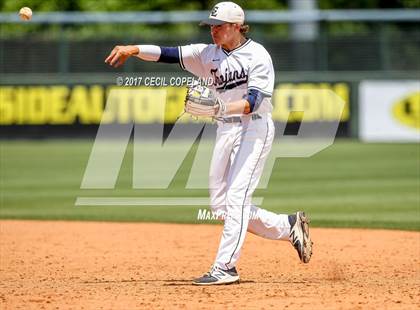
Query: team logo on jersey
211 6 219 17
210 67 248 90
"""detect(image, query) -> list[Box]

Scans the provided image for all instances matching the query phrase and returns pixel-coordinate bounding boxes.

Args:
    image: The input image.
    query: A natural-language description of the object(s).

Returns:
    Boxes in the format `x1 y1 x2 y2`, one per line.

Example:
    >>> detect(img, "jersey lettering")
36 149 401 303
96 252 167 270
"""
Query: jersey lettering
210 67 248 90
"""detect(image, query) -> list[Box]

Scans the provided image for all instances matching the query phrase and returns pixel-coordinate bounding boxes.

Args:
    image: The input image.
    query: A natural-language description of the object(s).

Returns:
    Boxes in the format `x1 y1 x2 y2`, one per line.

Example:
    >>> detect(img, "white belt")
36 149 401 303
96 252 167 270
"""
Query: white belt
216 114 262 124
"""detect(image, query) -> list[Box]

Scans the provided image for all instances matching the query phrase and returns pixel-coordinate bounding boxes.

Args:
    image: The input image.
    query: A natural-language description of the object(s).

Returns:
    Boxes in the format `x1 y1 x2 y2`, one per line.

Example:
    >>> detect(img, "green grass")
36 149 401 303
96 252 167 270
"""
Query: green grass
0 139 419 230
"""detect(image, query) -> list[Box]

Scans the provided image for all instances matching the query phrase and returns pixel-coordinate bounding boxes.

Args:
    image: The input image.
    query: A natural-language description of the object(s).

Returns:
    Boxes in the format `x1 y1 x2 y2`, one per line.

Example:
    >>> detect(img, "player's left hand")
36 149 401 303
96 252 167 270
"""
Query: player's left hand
105 45 139 68
184 82 226 117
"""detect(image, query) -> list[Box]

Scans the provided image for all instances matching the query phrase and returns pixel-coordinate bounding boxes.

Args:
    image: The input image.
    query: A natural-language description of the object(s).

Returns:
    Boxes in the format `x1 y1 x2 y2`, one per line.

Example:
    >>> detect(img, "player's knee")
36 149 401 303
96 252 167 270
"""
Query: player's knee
225 189 244 208
209 186 226 204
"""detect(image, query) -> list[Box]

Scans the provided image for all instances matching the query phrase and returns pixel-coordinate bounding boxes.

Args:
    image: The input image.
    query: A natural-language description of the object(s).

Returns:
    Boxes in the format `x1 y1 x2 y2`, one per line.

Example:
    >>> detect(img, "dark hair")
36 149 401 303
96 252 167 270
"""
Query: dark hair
240 24 250 34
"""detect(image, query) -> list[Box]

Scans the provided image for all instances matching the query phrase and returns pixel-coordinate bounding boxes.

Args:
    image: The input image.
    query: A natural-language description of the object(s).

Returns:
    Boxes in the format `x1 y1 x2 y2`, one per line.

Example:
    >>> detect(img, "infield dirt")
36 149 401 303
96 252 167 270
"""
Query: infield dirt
0 220 419 309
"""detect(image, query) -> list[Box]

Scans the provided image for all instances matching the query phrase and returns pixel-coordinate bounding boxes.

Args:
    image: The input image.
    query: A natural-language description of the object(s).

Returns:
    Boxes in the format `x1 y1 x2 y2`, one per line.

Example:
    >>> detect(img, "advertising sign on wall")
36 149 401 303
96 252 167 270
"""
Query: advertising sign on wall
0 82 351 138
359 81 419 142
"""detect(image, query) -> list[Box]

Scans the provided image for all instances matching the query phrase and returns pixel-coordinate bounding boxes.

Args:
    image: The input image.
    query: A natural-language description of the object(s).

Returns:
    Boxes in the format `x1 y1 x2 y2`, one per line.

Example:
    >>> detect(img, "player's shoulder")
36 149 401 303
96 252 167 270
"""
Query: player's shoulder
185 43 216 51
183 43 218 57
200 43 220 53
247 39 271 57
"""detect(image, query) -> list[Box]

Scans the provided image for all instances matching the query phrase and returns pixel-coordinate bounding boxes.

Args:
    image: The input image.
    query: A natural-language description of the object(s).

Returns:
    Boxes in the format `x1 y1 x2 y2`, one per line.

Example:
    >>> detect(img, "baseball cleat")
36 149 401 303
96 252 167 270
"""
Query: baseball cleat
192 265 240 286
289 211 313 263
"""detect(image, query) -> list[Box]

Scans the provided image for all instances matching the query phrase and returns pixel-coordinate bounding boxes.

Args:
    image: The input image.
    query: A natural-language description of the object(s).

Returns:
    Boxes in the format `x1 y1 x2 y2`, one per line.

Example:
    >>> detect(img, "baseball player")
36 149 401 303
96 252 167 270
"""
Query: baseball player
105 1 312 286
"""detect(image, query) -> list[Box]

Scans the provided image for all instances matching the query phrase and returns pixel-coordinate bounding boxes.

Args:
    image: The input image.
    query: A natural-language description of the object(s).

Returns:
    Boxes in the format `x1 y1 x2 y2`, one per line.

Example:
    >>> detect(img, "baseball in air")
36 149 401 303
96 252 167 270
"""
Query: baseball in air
19 7 32 21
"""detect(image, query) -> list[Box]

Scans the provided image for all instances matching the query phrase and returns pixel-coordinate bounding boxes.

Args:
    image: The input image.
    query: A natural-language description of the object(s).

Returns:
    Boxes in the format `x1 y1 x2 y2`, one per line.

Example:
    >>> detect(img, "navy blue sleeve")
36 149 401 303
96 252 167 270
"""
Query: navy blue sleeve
158 47 180 63
247 88 265 112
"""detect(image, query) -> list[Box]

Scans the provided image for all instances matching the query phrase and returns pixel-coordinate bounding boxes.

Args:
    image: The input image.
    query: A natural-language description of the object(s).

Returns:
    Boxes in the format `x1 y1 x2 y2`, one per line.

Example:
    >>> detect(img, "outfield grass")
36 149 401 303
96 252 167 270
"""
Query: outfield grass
0 139 419 230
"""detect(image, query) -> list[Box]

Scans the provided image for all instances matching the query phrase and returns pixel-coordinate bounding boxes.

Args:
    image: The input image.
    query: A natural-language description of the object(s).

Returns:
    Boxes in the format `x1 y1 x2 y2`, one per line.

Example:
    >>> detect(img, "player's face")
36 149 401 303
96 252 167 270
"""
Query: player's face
210 23 238 47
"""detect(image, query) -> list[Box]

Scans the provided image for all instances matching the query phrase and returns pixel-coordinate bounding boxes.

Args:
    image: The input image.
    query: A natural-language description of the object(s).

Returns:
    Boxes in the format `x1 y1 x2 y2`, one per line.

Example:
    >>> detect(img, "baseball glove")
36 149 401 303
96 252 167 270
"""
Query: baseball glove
184 82 226 117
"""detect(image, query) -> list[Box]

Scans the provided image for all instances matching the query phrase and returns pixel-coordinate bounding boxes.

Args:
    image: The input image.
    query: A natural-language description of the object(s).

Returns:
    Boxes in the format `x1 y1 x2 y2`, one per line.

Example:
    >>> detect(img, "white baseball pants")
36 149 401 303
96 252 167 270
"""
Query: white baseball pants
209 114 291 270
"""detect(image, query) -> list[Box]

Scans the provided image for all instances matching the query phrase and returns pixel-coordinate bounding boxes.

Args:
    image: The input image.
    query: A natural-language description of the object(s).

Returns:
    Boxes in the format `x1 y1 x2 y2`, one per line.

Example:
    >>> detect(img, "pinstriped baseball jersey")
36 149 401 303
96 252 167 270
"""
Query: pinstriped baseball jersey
178 38 275 114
